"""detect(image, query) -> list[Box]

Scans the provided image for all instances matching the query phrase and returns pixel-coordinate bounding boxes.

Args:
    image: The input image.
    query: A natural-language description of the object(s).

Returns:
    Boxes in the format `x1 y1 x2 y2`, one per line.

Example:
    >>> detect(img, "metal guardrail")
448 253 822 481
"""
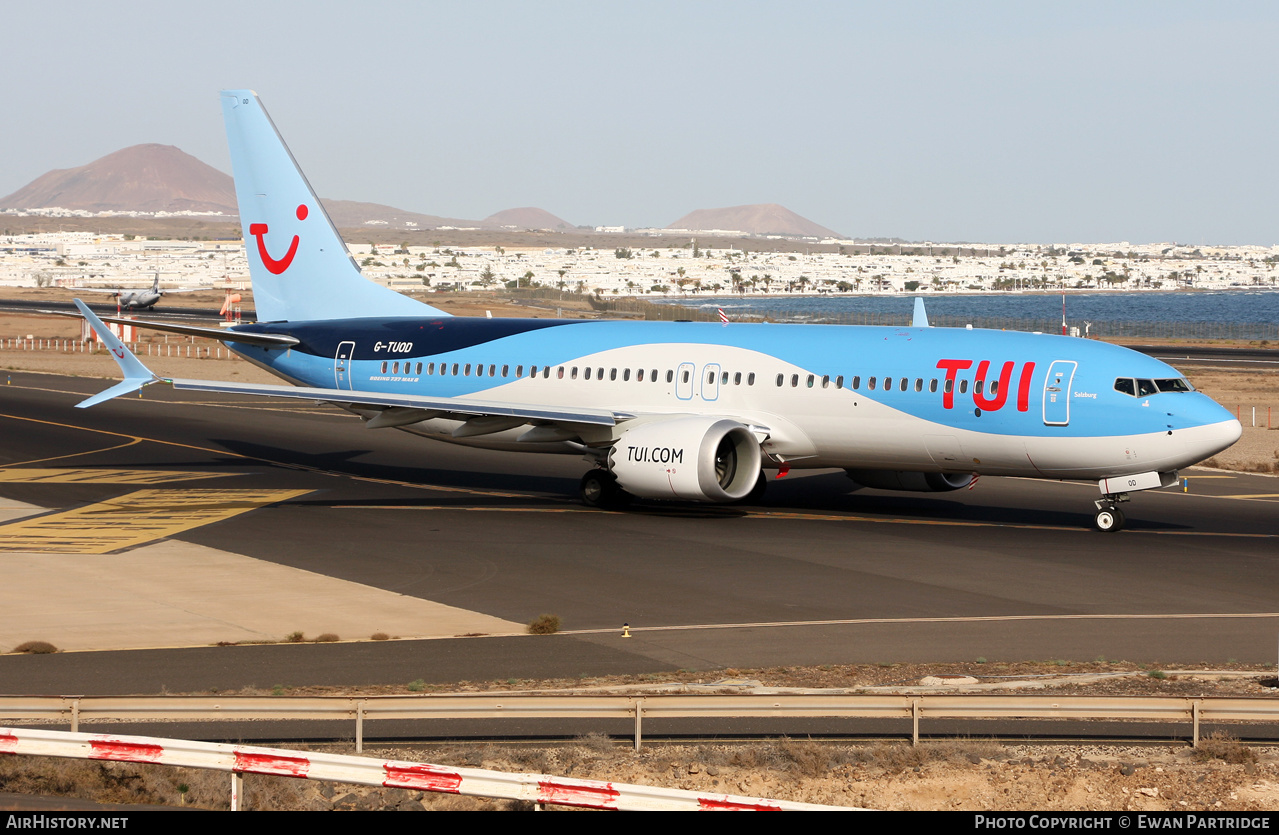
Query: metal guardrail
2 693 1274 751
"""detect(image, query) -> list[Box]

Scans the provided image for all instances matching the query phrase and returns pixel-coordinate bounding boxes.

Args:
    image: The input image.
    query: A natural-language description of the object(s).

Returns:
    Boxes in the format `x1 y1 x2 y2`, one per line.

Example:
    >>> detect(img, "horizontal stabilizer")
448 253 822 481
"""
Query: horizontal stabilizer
51 309 299 347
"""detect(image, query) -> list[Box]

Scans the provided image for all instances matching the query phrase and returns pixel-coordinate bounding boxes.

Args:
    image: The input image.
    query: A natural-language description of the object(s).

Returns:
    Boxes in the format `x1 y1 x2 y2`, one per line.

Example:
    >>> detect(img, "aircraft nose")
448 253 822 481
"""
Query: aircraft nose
1183 413 1242 464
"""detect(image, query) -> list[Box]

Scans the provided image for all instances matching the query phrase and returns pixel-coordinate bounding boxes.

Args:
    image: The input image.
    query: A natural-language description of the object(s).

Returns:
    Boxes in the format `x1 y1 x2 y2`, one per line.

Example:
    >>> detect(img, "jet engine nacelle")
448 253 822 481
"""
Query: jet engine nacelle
845 469 974 492
609 417 763 502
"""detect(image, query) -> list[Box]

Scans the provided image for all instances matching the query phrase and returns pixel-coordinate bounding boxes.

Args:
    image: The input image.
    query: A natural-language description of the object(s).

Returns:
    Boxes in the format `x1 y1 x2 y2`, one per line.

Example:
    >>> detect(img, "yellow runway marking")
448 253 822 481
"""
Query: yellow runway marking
1220 493 1279 500
0 412 528 499
0 488 309 554
0 468 235 484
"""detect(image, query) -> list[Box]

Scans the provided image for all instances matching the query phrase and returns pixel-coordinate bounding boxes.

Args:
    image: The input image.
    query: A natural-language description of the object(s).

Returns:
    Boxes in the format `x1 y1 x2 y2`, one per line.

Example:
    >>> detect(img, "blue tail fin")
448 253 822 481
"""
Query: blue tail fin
220 90 448 322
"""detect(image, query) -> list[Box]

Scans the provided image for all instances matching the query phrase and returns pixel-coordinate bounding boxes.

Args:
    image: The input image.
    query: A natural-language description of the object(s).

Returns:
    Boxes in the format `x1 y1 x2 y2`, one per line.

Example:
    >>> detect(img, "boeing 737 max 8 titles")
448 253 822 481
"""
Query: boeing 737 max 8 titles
73 90 1242 532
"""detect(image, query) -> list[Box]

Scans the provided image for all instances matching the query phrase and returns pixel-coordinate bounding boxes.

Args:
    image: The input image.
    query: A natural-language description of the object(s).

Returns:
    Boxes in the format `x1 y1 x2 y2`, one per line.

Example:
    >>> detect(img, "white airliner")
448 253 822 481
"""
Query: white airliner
74 90 1242 532
76 273 197 310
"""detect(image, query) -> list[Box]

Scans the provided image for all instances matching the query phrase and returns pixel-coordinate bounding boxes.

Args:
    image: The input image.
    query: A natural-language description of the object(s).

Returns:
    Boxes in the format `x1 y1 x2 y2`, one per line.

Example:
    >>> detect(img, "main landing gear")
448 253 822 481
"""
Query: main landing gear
579 469 632 510
1093 493 1130 532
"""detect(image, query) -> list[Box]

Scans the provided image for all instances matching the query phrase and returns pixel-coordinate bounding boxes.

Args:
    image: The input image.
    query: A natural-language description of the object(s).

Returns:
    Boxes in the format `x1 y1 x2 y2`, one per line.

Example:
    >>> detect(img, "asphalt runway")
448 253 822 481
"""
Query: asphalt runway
0 371 1276 695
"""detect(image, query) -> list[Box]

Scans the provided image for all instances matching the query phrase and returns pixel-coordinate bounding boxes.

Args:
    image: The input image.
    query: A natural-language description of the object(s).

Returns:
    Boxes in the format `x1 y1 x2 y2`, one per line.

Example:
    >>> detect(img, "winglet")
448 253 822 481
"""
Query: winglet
912 297 930 328
73 299 159 408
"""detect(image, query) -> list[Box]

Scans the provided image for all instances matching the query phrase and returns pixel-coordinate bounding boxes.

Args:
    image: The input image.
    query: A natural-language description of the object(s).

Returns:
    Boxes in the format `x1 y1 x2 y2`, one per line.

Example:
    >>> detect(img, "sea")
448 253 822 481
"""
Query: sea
650 291 1279 340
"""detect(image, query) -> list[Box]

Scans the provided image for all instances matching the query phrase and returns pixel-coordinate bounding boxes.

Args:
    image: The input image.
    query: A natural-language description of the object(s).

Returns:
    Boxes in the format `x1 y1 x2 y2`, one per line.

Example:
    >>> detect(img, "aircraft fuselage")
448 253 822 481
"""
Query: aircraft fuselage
226 316 1240 481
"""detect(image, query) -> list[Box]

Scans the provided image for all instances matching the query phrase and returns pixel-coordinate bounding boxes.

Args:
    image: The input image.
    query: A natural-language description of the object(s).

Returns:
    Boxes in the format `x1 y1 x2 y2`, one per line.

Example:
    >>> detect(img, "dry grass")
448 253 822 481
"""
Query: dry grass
11 641 57 654
527 614 561 635
1193 731 1258 765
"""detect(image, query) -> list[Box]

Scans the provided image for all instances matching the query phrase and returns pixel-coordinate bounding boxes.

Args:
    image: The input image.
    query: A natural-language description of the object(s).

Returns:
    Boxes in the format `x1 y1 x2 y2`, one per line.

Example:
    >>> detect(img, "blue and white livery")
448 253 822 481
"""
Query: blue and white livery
76 91 1242 531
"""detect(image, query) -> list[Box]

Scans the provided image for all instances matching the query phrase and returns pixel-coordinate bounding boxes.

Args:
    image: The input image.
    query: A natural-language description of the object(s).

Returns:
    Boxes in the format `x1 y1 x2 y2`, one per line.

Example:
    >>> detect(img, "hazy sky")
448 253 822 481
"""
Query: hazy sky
3 1 1276 245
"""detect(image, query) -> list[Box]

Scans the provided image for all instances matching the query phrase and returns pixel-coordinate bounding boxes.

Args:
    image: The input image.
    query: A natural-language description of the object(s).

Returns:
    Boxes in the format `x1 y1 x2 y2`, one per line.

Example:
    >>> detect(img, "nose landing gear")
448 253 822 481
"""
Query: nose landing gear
1093 493 1130 532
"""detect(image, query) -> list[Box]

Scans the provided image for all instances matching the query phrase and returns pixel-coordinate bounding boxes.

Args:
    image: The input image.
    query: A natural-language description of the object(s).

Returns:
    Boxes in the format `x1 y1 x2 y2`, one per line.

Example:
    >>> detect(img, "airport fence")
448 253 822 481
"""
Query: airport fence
1 337 240 359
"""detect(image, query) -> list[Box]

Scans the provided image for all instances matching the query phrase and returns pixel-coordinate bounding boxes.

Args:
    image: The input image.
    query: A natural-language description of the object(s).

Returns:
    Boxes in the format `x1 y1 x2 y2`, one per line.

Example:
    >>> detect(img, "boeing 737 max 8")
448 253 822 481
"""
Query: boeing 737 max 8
73 90 1242 532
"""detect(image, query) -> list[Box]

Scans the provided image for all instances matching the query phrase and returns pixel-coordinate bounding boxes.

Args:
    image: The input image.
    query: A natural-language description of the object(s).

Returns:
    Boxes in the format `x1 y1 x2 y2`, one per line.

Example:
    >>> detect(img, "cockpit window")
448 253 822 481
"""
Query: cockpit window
1114 377 1193 397
1155 378 1193 393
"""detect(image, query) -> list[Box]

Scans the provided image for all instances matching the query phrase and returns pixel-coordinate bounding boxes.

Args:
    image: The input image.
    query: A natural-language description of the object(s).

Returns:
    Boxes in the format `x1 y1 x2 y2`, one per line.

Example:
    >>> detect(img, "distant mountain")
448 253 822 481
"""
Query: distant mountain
483 207 575 231
0 144 238 214
0 144 573 233
322 200 475 231
667 203 842 239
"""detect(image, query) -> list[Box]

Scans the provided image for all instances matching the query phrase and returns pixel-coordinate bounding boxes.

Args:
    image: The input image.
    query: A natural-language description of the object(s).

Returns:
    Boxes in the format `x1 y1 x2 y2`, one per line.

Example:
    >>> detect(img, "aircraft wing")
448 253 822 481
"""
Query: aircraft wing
72 300 619 425
169 378 623 426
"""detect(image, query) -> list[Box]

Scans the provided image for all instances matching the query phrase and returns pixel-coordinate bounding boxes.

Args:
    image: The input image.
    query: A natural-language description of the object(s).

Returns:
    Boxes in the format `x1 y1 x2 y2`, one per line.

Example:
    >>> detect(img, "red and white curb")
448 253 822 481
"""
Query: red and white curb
0 727 860 811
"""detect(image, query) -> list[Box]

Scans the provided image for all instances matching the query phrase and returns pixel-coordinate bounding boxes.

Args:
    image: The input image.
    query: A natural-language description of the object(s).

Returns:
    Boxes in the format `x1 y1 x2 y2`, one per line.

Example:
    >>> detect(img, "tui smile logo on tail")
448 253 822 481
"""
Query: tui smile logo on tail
249 204 308 274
